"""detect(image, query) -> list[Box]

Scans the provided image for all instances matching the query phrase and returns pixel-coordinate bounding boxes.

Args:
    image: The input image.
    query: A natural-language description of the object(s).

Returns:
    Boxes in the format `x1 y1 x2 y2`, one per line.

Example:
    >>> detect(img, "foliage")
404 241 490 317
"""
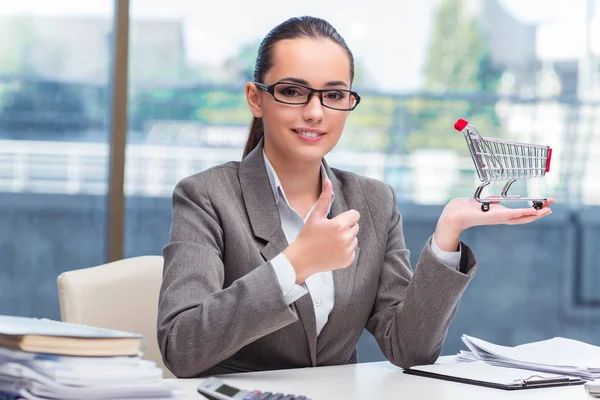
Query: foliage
0 16 36 74
403 0 503 154
424 0 501 92
224 42 259 83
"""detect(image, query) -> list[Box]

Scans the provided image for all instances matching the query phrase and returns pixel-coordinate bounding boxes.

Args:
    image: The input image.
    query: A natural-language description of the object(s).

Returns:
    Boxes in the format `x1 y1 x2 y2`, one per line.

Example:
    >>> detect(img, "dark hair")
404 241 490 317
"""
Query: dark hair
242 16 355 158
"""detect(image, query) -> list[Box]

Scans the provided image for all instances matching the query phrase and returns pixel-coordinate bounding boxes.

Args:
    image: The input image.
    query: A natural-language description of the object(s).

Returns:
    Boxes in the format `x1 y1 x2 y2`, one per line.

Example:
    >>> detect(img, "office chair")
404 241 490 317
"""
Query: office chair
57 255 174 378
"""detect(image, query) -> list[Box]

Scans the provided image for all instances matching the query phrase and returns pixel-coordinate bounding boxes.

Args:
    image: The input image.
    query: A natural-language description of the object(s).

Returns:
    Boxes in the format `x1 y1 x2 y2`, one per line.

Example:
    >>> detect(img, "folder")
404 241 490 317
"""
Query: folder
404 361 586 390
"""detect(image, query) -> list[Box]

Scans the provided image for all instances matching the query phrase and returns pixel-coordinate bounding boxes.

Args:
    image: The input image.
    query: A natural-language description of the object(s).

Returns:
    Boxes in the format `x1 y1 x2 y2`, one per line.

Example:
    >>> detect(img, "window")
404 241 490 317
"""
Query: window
125 0 600 360
3 0 599 361
0 1 114 319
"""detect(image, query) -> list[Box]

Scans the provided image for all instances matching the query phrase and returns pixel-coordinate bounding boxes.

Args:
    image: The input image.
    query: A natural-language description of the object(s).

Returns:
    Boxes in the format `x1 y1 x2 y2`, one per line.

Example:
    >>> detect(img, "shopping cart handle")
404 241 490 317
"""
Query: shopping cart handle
546 148 552 173
454 118 469 131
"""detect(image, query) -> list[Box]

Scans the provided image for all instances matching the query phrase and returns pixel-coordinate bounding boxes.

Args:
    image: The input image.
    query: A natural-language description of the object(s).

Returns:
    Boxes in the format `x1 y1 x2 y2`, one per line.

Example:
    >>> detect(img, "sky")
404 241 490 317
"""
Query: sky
0 0 588 22
500 0 590 23
0 0 595 91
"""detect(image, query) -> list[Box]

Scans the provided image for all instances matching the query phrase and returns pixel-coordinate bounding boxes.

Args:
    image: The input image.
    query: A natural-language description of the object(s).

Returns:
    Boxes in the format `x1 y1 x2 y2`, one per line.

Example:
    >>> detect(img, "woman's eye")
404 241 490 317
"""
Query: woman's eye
325 91 344 101
279 87 303 97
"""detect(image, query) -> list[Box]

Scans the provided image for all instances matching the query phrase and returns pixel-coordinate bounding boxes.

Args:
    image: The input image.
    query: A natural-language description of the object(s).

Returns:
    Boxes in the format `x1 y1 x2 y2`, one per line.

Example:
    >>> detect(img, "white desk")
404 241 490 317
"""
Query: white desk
171 360 593 400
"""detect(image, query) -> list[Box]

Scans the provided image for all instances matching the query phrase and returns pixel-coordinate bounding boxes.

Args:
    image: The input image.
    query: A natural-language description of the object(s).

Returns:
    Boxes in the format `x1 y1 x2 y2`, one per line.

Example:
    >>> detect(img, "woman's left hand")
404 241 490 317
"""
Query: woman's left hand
433 197 554 252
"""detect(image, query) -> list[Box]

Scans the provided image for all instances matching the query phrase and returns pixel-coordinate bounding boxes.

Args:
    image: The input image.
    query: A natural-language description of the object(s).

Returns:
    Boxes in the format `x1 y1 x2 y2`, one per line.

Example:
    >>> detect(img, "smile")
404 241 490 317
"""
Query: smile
291 129 326 140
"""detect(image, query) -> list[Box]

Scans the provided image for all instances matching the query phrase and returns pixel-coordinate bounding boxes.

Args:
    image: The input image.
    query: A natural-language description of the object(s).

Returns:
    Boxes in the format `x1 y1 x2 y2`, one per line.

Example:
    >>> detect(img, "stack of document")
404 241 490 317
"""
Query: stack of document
0 315 185 399
457 334 600 380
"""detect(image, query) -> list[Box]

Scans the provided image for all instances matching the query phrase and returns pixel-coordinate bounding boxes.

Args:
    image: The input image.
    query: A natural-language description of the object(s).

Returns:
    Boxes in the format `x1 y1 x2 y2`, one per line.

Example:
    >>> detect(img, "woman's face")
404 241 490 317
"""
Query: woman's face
248 37 353 165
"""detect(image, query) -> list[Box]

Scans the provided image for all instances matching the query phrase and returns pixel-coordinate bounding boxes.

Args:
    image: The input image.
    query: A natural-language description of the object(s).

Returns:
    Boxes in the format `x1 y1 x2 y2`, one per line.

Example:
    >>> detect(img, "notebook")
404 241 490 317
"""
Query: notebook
404 361 585 390
0 315 142 357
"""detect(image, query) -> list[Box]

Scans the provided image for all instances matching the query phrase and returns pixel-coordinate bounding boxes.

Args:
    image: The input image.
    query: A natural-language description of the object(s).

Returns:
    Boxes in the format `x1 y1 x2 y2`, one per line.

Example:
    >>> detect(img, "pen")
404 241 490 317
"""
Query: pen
515 376 577 387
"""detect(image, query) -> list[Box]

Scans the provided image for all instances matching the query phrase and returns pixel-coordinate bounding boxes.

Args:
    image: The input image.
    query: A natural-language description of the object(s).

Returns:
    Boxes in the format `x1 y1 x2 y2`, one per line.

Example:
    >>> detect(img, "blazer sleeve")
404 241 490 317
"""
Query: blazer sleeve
157 176 298 378
365 185 477 369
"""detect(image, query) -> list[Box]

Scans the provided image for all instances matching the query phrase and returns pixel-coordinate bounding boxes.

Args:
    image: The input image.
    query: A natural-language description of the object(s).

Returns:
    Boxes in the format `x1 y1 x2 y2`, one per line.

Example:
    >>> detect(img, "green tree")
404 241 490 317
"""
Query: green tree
0 16 36 74
401 0 503 154
224 42 259 83
424 0 500 92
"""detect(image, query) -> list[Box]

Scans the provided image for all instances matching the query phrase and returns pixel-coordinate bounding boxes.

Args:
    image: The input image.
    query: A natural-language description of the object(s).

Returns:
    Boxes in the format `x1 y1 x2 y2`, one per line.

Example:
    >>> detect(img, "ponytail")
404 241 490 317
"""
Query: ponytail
243 117 264 158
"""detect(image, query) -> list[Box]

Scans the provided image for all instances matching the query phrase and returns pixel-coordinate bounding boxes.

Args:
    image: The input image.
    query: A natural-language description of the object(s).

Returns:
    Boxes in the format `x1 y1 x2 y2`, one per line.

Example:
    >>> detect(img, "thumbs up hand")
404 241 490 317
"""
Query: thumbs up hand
283 178 360 284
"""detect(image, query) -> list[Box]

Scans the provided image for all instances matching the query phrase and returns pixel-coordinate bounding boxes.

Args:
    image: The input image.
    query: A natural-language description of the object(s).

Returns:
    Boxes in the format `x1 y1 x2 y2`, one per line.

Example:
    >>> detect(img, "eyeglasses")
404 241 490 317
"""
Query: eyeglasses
254 81 361 111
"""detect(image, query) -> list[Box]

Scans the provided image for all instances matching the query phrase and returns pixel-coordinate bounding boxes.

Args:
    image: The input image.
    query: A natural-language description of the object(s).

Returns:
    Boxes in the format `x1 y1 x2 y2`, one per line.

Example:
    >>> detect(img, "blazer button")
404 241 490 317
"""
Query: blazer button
314 299 322 307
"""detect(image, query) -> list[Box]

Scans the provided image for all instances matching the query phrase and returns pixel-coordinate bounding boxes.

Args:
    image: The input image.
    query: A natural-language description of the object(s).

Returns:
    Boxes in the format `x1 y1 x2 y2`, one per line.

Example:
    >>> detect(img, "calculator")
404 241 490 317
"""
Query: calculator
197 377 311 400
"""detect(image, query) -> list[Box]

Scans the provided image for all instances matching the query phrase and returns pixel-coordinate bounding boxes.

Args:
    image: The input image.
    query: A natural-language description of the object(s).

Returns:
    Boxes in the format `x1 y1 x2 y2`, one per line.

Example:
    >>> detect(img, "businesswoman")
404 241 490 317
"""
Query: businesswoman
157 16 554 378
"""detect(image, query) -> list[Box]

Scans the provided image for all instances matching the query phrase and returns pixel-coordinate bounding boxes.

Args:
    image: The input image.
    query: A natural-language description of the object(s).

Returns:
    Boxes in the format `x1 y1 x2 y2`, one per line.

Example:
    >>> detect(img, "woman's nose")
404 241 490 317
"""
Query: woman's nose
302 93 325 121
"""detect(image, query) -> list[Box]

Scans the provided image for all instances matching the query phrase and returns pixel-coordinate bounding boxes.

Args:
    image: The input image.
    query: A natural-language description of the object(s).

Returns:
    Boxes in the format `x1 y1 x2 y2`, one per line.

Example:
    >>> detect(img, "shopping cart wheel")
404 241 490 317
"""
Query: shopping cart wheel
481 203 490 212
532 201 544 210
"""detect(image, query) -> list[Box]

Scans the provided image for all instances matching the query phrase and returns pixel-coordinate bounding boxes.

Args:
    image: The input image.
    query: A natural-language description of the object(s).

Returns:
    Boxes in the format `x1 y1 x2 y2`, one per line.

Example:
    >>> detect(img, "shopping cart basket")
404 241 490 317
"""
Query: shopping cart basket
454 118 552 212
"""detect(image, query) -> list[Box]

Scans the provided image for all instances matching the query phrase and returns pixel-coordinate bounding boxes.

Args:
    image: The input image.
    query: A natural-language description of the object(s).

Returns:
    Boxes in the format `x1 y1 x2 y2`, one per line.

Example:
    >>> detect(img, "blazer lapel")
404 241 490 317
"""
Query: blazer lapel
238 141 318 365
316 160 360 356
238 142 281 244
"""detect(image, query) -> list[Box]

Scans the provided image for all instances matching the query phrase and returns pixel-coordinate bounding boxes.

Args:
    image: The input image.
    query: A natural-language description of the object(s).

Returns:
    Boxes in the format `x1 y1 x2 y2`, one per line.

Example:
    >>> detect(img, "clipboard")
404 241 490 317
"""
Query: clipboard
403 361 586 390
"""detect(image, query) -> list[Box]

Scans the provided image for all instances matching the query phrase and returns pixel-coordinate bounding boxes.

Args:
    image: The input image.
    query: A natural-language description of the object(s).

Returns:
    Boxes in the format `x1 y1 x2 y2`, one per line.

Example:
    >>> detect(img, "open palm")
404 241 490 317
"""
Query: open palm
440 197 555 232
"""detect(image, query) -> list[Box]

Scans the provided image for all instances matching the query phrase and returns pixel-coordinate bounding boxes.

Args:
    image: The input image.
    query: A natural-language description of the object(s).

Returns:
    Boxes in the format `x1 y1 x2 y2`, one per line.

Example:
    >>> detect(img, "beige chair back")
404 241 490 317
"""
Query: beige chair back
57 255 174 378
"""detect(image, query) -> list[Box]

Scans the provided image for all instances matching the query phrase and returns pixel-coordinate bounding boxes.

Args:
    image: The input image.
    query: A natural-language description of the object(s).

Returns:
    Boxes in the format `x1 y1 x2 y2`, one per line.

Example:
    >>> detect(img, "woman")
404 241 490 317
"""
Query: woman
157 16 553 378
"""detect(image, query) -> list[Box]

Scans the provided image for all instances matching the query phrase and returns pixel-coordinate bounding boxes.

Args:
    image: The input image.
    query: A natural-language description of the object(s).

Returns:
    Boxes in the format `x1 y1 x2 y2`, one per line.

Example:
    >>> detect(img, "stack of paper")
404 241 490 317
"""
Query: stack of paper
0 315 185 399
457 334 600 380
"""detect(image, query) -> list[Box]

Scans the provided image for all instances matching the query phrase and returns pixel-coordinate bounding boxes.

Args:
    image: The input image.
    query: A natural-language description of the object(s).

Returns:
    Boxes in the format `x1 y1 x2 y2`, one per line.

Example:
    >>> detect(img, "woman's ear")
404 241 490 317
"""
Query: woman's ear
245 82 263 118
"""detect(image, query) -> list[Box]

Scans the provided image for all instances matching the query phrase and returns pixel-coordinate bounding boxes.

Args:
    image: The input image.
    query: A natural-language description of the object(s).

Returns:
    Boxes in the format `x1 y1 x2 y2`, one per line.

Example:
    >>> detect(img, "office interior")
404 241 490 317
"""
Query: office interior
1 0 600 366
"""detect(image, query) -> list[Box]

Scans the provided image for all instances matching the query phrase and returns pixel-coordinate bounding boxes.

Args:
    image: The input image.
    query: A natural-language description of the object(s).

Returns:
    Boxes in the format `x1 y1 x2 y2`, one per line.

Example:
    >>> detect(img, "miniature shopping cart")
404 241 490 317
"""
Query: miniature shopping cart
454 119 552 212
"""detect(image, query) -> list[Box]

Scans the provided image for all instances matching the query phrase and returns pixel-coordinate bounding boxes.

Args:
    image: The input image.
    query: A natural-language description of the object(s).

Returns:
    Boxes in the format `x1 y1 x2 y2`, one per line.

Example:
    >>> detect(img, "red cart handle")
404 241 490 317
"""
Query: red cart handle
454 118 469 131
546 148 552 173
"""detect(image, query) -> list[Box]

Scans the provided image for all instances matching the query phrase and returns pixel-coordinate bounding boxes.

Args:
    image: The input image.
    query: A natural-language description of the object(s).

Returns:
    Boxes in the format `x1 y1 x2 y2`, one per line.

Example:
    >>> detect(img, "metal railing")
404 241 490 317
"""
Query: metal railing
2 76 600 204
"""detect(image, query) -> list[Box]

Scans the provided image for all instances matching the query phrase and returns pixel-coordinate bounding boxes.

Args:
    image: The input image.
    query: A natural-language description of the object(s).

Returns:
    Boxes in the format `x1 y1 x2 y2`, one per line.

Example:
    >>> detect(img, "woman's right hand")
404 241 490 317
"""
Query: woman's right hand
283 179 360 284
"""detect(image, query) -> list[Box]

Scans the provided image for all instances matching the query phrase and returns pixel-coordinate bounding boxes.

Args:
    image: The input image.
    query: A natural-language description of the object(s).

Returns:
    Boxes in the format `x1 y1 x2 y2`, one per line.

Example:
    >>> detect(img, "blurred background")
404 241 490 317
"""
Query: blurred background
1 0 600 361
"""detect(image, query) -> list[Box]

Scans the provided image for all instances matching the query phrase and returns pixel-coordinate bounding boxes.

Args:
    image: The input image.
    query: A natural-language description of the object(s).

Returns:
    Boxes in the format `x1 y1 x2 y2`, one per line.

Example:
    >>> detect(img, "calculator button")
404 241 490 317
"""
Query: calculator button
268 394 283 400
256 393 272 400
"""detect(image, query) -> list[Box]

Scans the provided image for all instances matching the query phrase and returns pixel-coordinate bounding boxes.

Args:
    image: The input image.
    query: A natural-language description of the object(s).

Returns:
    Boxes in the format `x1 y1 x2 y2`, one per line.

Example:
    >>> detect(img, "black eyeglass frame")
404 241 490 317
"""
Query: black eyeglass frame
254 81 361 111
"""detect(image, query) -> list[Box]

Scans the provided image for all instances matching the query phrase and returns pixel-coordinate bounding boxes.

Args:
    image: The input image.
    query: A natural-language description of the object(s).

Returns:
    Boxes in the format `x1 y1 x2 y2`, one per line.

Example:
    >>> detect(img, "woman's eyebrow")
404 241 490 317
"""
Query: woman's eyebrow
323 80 349 88
279 77 349 88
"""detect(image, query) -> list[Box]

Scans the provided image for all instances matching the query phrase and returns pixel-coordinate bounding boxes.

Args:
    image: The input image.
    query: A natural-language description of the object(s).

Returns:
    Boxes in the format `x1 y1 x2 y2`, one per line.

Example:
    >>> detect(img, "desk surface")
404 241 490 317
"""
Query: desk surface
171 360 593 400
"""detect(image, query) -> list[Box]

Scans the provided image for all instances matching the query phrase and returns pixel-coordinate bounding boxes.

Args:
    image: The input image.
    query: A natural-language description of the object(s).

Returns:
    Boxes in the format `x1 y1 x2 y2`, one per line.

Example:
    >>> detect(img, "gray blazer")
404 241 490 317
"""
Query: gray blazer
157 141 478 378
